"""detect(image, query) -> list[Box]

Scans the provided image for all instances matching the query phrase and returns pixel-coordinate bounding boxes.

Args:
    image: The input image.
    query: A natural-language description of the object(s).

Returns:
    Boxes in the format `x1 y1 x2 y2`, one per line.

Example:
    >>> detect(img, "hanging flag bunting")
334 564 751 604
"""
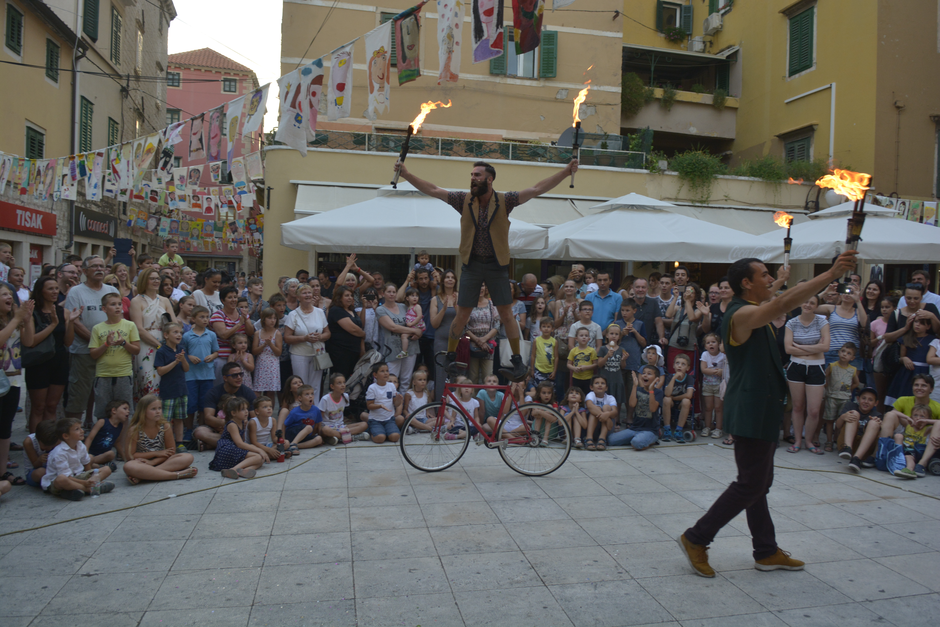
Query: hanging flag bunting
60 158 78 200
365 21 392 120
242 83 270 135
231 156 249 194
0 155 12 193
299 58 325 141
275 68 308 156
437 0 464 84
18 158 31 196
206 106 224 162
165 120 186 145
395 2 428 85
226 96 246 167
512 0 544 54
28 160 42 197
552 0 577 8
41 159 56 200
245 152 263 181
85 151 104 201
472 0 504 63
174 167 189 194
328 40 356 121
188 114 207 161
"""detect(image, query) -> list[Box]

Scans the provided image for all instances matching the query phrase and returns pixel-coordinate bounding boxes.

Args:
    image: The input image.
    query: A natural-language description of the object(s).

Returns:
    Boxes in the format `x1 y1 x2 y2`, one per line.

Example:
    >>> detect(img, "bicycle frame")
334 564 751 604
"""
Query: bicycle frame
436 381 535 445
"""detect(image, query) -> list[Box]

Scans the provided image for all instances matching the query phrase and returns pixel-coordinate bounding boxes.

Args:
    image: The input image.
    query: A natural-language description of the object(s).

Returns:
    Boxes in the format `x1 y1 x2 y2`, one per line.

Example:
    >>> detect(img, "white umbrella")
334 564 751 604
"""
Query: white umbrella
281 182 548 255
758 215 940 263
808 200 898 219
516 193 774 262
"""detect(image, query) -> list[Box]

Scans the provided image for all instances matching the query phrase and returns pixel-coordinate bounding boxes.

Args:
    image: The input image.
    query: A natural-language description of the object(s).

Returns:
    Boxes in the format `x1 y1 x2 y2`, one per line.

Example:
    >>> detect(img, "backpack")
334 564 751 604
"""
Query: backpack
874 437 906 474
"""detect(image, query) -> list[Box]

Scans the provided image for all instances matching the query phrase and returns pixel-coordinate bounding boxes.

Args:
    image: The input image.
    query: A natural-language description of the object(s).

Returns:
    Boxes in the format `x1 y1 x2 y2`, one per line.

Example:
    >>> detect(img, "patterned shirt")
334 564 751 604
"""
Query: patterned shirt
447 191 520 259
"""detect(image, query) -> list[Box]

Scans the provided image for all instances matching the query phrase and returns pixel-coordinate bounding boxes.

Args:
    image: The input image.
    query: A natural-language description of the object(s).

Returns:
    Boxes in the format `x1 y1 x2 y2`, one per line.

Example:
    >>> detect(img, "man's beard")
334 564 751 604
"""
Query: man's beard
470 181 487 197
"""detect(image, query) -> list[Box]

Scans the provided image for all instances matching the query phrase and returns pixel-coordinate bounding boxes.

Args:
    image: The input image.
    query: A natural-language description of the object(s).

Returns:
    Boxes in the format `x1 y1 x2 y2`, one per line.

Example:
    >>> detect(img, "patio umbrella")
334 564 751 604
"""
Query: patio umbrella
808 200 898 219
281 182 548 255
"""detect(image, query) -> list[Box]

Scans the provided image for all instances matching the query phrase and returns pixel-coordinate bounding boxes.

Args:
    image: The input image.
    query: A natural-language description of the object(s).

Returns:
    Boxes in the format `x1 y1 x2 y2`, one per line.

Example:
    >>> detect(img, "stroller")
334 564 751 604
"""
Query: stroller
345 346 386 419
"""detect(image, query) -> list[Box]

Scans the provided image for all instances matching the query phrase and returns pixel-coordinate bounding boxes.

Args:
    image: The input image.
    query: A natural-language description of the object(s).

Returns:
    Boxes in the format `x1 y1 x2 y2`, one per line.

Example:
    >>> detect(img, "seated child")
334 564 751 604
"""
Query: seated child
277 376 304 434
476 374 504 432
489 380 528 438
585 375 618 451
85 400 129 467
879 373 940 470
318 373 370 442
445 376 481 440
282 385 325 452
835 387 882 473
23 420 59 489
403 369 432 432
643 345 666 388
820 342 860 451
209 397 268 479
366 362 402 444
568 327 598 395
562 386 589 449
42 417 115 500
890 403 940 479
528 380 561 445
662 354 695 443
249 397 284 461
123 395 197 484
608 367 663 451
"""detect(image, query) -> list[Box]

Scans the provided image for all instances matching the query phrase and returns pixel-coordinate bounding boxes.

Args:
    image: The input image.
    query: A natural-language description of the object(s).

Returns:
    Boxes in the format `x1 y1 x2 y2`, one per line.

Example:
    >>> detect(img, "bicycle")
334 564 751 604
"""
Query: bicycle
399 377 572 477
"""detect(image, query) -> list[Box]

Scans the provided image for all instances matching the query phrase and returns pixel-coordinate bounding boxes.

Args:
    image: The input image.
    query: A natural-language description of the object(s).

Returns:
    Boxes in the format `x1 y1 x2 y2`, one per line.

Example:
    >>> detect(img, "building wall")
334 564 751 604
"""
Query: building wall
280 0 622 142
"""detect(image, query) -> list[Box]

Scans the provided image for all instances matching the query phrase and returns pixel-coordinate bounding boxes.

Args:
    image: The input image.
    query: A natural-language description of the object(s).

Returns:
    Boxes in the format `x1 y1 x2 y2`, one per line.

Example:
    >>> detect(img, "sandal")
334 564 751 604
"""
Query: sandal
585 439 596 451
786 444 800 453
177 468 198 479
823 442 834 452
596 438 607 451
288 444 299 455
107 461 118 472
722 436 734 446
236 468 256 479
221 469 239 479
783 435 795 444
6 461 18 469
9 442 23 451
574 438 583 450
806 445 825 455
126 475 141 485
1 471 25 486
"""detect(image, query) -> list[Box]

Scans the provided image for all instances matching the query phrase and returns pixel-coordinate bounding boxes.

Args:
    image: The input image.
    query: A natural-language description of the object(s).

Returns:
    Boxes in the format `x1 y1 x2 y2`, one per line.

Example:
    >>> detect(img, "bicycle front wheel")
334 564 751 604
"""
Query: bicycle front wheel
400 402 471 472
497 403 571 476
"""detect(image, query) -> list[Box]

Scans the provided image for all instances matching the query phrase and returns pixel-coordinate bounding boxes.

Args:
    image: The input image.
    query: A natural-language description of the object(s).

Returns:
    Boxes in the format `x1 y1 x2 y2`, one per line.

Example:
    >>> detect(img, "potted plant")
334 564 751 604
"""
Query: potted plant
663 26 686 43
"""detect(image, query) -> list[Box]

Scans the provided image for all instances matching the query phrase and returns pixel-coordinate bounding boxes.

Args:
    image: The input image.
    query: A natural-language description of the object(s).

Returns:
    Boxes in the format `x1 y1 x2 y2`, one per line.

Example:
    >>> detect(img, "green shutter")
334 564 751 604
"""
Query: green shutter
709 0 719 14
110 8 122 66
680 5 693 33
46 40 60 82
80 97 94 152
26 127 45 159
381 13 397 66
716 63 730 93
539 31 557 78
785 137 811 163
788 8 814 76
5 5 23 55
490 50 507 75
655 0 664 32
83 0 99 41
108 117 119 146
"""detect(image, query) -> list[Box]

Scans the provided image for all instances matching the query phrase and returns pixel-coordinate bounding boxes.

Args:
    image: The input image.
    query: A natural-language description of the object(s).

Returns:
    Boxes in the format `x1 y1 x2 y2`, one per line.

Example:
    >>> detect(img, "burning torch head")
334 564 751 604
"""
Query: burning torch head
814 169 872 294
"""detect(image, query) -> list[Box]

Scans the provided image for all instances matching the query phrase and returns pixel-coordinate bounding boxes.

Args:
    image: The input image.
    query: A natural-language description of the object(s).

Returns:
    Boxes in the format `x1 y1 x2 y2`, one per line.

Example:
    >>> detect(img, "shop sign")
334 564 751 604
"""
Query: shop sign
0 200 56 236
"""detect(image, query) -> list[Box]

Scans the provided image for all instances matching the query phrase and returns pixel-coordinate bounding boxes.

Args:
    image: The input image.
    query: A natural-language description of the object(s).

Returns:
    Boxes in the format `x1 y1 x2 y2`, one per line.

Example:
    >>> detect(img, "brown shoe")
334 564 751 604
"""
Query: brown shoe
755 548 805 571
678 534 715 578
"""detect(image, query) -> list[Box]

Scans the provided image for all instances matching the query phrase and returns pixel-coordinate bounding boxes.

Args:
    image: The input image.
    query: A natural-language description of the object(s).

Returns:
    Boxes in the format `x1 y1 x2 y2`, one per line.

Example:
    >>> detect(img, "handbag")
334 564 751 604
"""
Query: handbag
313 350 333 370
21 311 55 368
499 321 531 368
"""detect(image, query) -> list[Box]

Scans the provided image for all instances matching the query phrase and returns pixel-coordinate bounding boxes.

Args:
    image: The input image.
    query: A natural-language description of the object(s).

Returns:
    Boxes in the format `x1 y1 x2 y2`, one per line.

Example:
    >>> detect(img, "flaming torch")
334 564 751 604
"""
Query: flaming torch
814 169 873 293
773 211 795 269
569 80 591 188
391 100 453 188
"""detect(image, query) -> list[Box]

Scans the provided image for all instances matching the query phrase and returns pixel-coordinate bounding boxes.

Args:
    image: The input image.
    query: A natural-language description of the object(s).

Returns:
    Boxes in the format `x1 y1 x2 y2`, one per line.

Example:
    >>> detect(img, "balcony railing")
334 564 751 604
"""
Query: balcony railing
269 130 648 169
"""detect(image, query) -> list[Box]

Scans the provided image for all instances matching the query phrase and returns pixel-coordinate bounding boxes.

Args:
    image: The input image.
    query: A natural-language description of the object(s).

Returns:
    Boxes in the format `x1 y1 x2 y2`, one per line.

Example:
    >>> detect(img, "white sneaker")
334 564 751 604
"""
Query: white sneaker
710 429 723 439
701 427 710 438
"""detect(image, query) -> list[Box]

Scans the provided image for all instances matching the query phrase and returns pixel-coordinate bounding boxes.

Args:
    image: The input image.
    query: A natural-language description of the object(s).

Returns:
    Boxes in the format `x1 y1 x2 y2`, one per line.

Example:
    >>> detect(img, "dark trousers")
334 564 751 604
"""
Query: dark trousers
418 337 436 374
684 436 778 560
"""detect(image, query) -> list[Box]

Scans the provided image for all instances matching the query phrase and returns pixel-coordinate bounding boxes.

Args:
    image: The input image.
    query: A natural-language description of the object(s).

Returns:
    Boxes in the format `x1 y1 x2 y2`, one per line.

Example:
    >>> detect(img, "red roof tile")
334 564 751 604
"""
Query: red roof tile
168 48 256 75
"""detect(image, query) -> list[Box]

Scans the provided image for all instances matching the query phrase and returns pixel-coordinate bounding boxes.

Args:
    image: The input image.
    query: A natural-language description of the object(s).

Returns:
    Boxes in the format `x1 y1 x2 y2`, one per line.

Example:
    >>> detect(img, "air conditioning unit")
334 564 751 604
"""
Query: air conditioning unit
703 13 723 36
690 37 705 53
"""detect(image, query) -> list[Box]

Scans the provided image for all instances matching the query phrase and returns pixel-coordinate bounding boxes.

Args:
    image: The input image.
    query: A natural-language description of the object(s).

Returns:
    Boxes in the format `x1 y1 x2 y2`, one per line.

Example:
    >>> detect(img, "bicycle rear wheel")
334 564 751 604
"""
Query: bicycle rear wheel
496 403 571 476
400 402 471 472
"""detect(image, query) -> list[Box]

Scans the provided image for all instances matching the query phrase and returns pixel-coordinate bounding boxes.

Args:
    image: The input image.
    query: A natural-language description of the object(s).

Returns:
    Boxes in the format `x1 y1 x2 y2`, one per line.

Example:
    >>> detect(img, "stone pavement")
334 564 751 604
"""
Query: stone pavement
1 434 939 627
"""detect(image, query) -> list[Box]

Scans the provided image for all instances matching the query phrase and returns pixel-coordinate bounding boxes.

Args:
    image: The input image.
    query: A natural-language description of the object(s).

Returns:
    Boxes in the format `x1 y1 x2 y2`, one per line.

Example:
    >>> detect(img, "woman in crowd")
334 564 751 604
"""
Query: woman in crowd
701 277 732 336
326 286 365 380
0 285 30 486
283 278 300 312
784 295 830 454
817 283 868 375
376 283 422 391
103 273 131 319
861 280 885 325
466 284 500 384
617 275 635 301
551 279 581 362
211 286 253 385
159 275 177 304
430 269 458 399
130 268 177 399
283 284 330 400
193 269 223 314
22 276 79 431
112 262 135 301
9 267 29 303
308 277 331 311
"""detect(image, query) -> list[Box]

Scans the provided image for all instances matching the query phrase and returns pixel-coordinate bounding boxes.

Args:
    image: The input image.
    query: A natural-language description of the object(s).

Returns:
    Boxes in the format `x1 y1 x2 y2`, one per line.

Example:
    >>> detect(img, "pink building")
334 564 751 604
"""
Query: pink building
166 48 262 273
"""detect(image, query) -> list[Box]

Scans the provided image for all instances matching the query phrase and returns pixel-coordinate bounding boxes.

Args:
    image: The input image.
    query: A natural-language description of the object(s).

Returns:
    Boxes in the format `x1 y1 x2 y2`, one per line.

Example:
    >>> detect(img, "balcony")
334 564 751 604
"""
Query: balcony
622 87 738 141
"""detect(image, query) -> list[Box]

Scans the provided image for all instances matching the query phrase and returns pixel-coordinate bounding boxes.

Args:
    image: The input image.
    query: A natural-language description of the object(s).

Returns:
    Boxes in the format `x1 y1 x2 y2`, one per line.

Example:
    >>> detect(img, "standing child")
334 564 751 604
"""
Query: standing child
85 400 129 466
607 367 663 451
529 318 558 387
398 288 425 359
616 299 647 426
209 396 267 479
585 376 617 451
89 293 140 418
41 417 115 500
23 420 59 489
228 333 254 389
820 342 861 450
662 354 695 443
526 296 552 341
366 362 402 443
596 324 627 423
154 322 190 452
182 306 219 437
871 297 896 411
176 295 195 333
404 369 433 432
123 395 197 483
319 373 370 442
567 301 603 351
282 385 325 452
567 328 597 396
252 307 283 399
561 386 588 449
248 397 284 461
699 333 727 440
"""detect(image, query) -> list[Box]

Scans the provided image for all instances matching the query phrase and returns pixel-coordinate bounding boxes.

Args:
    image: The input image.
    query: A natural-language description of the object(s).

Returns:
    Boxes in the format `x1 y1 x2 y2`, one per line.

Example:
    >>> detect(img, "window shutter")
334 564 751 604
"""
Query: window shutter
655 0 664 32
80 97 94 153
111 9 122 66
108 118 120 146
6 6 23 55
785 137 810 163
798 8 814 73
539 31 558 78
83 0 99 41
26 128 45 159
709 0 719 14
381 13 397 66
46 40 60 82
490 50 507 75
716 63 730 93
680 5 693 33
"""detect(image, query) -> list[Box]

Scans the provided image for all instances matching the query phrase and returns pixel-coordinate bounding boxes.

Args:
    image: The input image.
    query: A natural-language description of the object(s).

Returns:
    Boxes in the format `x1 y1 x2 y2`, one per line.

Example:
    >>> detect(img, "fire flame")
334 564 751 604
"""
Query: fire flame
573 81 591 126
410 100 452 133
773 211 794 229
788 177 804 185
815 169 872 202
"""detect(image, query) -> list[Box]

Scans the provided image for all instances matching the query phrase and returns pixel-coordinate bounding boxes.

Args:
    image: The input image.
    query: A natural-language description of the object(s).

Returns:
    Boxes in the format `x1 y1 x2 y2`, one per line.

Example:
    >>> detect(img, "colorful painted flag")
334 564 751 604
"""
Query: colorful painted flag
209 161 223 183
231 156 249 194
188 114 206 161
275 68 308 156
18 158 31 196
299 58 325 141
437 0 464 84
206 106 224 162
226 96 246 167
924 201 937 226
85 151 104 201
328 41 356 121
0 155 12 194
472 0 504 63
365 21 392 120
245 152 263 180
174 167 188 194
242 84 270 135
158 217 171 238
394 2 428 85
512 0 544 54
165 120 186 145
552 0 577 8
41 159 56 200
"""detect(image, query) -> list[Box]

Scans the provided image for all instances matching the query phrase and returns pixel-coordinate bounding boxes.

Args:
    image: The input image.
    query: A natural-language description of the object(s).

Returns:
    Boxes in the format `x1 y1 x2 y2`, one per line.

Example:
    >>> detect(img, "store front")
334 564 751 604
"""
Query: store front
72 206 118 261
0 199 57 284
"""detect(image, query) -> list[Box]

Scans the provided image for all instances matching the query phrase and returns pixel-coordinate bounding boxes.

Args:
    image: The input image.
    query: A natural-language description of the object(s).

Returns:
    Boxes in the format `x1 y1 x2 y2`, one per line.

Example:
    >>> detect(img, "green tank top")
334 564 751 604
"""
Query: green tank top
721 297 788 441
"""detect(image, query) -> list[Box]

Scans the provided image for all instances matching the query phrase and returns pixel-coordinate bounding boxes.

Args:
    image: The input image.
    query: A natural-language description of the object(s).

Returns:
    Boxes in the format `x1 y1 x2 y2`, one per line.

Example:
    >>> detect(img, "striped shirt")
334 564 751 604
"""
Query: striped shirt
786 315 828 364
827 309 860 352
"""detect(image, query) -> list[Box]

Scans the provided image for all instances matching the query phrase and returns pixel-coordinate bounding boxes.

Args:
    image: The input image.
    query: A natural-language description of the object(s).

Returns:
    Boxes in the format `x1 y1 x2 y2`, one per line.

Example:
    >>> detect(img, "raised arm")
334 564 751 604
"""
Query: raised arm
394 162 449 201
517 159 578 204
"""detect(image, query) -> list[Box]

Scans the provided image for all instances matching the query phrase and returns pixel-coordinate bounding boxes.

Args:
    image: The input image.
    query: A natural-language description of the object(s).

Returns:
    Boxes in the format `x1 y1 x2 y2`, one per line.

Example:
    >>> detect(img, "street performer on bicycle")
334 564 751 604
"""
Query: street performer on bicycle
394 158 578 382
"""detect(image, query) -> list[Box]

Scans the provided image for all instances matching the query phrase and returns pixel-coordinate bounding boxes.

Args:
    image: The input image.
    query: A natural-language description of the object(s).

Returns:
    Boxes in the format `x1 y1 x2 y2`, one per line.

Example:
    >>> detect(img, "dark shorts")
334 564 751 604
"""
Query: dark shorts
458 258 512 308
786 362 826 386
286 421 319 443
25 353 69 389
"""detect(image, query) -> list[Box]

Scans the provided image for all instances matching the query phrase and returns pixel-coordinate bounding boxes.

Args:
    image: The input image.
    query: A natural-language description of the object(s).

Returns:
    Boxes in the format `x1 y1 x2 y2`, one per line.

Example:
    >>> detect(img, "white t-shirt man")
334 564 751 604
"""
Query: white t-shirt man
366 382 397 421
64 283 119 354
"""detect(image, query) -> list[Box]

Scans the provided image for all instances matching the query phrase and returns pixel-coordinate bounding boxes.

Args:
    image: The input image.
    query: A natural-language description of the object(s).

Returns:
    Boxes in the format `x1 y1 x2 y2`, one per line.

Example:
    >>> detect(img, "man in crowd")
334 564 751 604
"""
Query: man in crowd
898 269 940 309
586 271 620 329
630 278 665 347
517 273 543 315
193 362 257 449
296 269 310 283
568 263 588 298
56 263 80 303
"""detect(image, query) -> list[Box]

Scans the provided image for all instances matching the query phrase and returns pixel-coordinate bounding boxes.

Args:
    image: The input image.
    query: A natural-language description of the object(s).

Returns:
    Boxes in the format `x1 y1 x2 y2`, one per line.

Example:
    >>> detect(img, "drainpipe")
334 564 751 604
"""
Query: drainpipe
67 0 85 258
784 82 836 163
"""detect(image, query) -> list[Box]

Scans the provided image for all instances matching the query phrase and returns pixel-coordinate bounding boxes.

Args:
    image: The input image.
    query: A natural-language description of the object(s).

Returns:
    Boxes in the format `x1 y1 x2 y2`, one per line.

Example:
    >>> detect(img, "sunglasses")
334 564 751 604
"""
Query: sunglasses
225 372 244 378
906 283 925 290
